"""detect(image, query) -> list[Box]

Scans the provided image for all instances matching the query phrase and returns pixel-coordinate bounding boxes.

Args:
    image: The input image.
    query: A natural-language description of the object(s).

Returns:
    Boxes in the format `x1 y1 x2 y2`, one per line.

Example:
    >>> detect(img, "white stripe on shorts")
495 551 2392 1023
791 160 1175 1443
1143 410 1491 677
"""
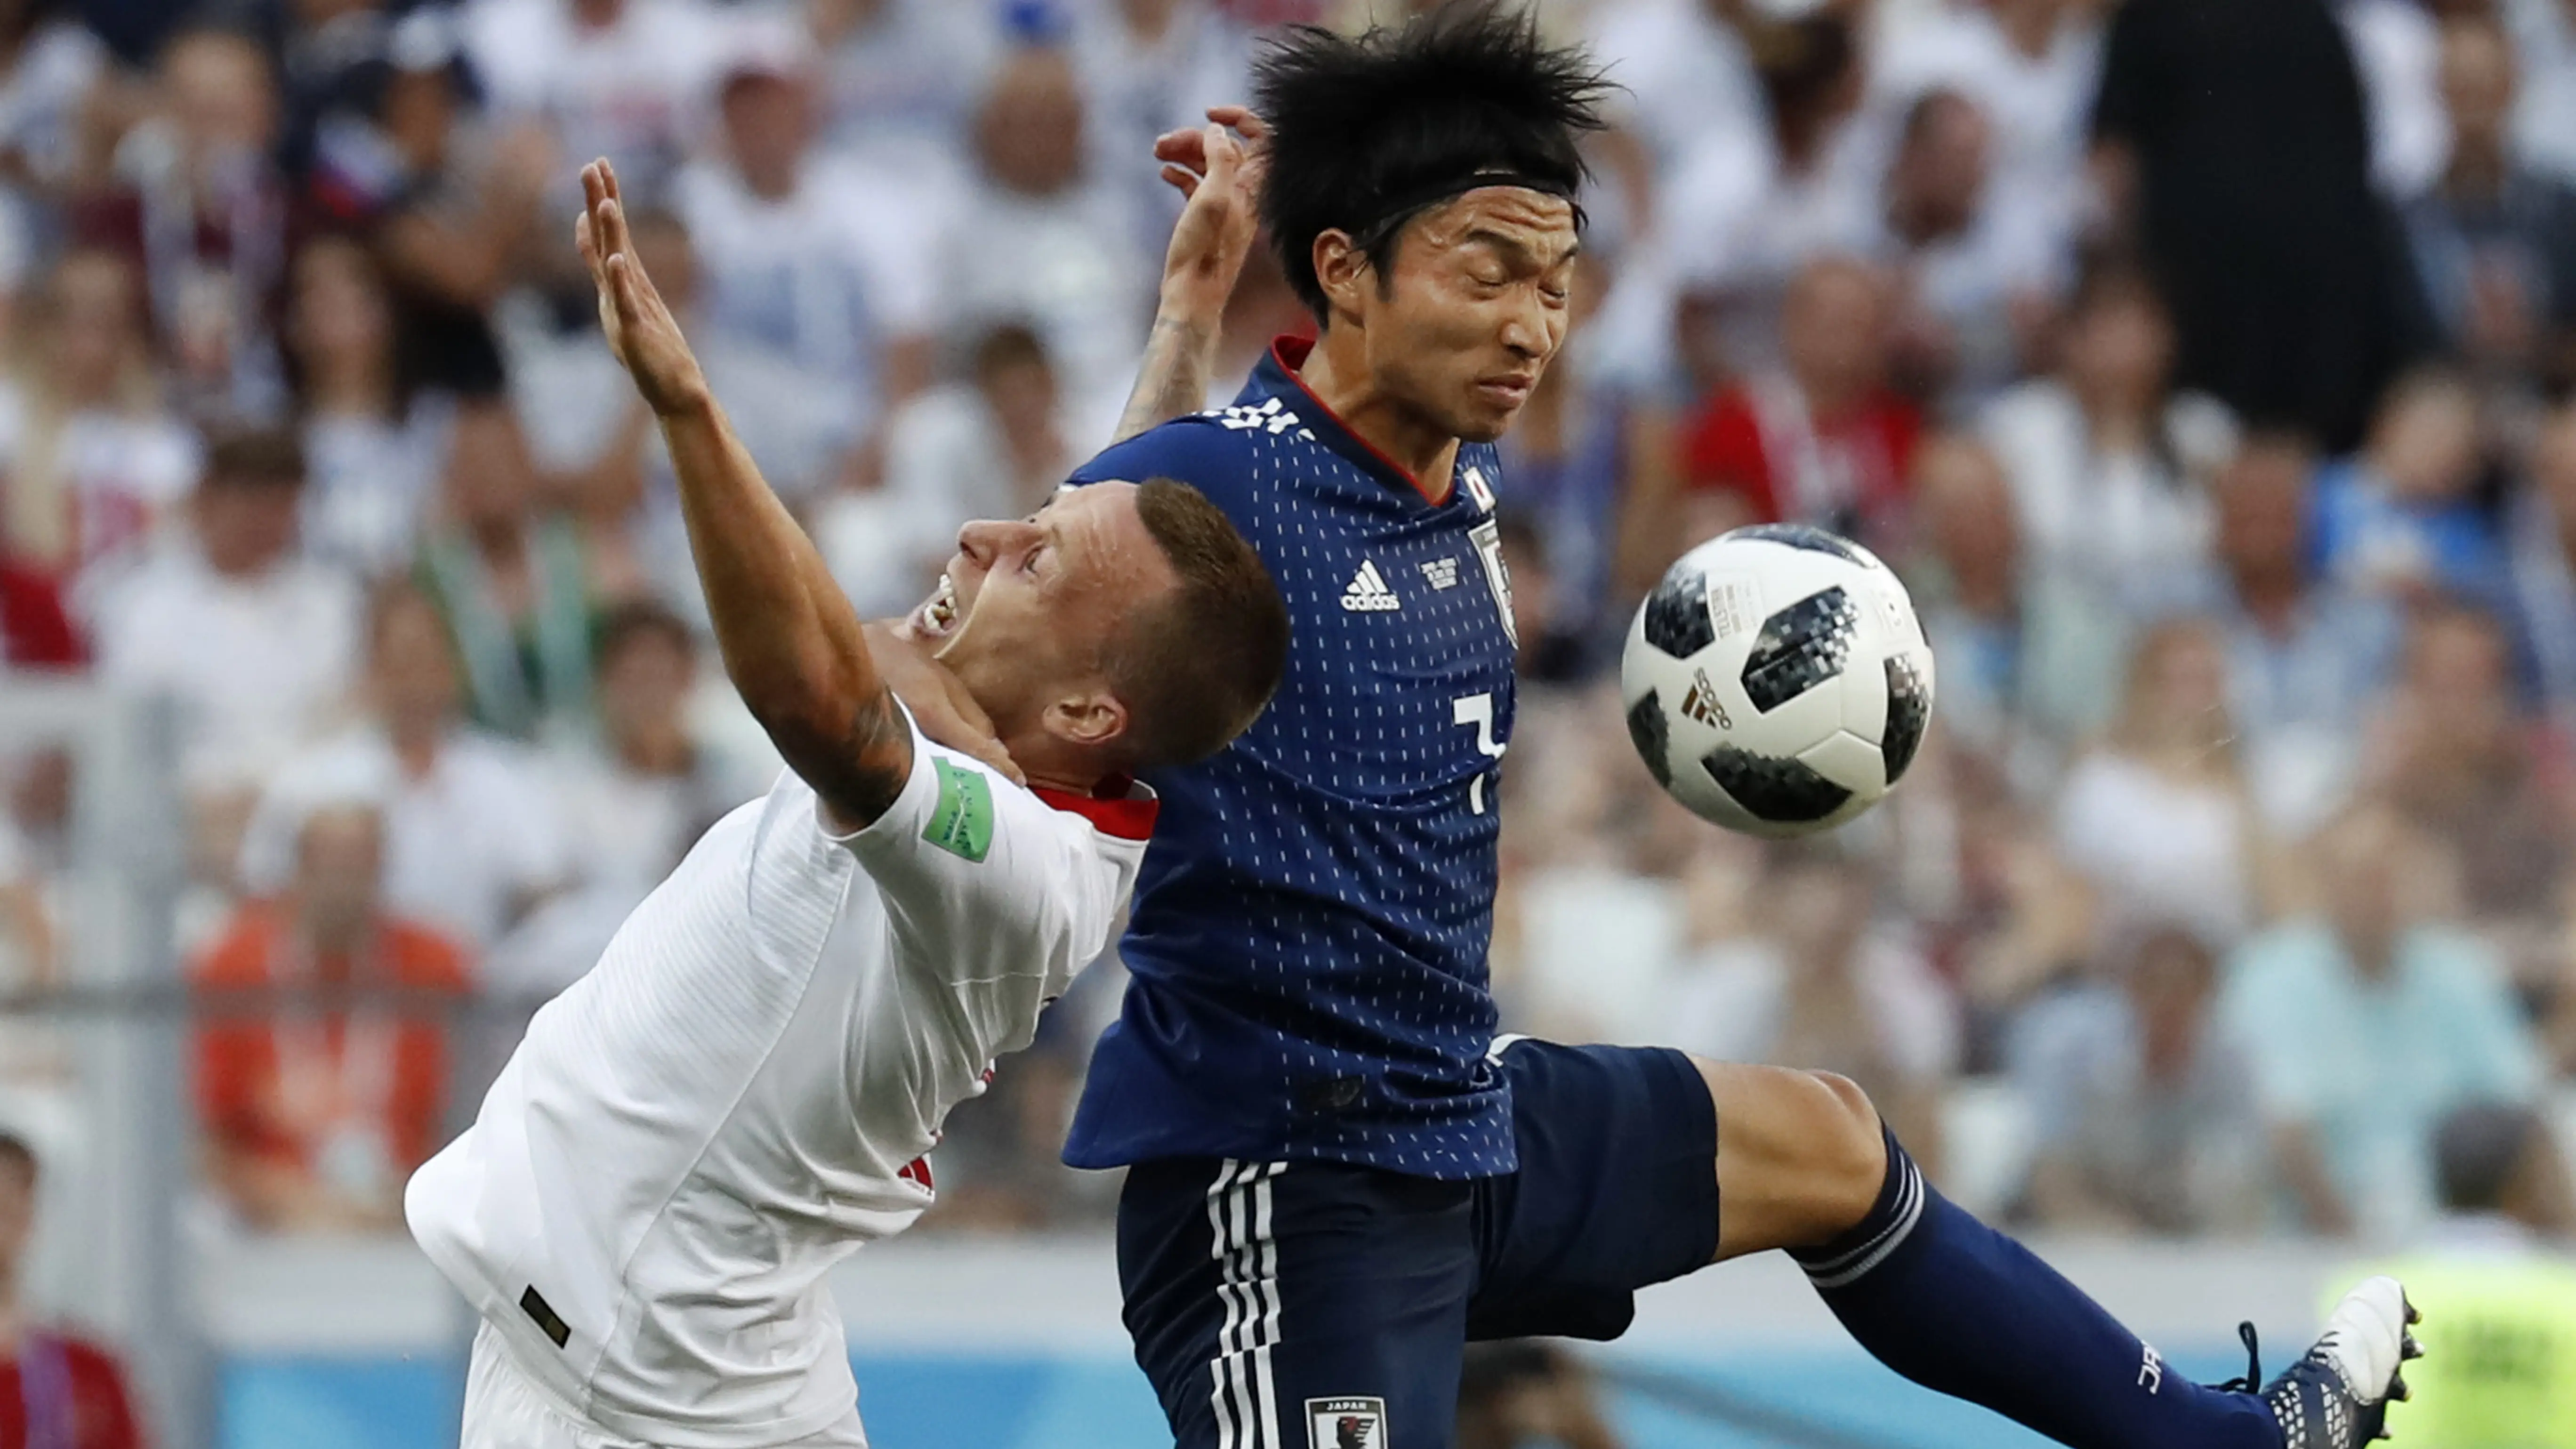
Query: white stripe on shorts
1205 1159 1287 1449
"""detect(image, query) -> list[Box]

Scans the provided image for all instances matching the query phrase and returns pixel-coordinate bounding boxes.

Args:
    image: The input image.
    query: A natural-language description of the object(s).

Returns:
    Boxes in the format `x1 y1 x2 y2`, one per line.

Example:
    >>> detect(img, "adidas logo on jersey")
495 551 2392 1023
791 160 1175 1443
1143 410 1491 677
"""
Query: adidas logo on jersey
1341 560 1402 612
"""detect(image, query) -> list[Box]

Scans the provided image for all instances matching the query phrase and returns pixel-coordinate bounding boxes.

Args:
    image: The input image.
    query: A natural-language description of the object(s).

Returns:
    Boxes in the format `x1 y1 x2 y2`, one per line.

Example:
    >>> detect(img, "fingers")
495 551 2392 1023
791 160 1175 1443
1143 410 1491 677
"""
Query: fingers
1160 163 1201 199
1205 104 1266 144
967 737 1027 787
1198 123 1239 185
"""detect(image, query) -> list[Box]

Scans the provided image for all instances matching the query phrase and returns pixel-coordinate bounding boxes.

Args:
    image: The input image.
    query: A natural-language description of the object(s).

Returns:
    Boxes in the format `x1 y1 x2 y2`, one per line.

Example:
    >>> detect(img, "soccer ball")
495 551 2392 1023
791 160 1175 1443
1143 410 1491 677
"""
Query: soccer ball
1620 524 1935 837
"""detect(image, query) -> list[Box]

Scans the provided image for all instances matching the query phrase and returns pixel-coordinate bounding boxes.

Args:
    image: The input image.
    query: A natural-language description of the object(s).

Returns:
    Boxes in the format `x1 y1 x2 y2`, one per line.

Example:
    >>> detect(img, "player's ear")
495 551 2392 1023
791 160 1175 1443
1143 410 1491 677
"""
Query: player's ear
1043 688 1128 752
1312 228 1374 324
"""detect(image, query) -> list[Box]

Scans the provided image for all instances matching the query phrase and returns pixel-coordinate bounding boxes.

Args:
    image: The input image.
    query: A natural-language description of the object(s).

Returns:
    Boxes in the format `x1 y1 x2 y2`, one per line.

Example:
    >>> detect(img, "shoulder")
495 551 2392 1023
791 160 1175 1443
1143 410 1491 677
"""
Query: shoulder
1069 412 1266 512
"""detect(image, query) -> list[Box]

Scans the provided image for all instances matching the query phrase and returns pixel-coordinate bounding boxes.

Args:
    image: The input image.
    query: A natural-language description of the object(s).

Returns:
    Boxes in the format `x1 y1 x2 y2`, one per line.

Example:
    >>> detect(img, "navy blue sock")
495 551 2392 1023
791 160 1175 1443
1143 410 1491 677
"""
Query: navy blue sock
1792 1129 2280 1449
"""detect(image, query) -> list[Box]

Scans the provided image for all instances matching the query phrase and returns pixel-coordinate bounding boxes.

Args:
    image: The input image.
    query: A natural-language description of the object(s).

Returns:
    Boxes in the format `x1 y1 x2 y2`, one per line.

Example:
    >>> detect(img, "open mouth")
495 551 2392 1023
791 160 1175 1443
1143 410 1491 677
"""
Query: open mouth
913 572 962 638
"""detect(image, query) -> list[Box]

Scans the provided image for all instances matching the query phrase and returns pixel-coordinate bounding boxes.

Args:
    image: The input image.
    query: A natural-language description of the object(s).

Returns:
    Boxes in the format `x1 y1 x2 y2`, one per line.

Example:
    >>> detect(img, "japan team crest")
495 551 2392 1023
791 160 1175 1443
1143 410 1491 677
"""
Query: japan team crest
1307 1397 1387 1449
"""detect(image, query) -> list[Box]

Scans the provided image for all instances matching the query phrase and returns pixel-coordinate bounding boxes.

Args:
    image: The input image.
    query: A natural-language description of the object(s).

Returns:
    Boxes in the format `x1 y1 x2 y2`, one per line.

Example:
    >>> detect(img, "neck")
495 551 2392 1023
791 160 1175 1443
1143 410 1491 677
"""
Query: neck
2342 929 2398 982
1297 333 1461 497
1994 0 2059 57
1953 564 2016 619
470 516 527 562
2078 385 2153 451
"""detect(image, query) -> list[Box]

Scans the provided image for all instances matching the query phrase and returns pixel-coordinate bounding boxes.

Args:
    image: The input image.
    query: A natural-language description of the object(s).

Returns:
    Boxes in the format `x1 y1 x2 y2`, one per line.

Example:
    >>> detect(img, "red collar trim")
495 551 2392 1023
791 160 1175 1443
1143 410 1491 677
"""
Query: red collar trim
1030 781 1159 841
1269 336 1454 507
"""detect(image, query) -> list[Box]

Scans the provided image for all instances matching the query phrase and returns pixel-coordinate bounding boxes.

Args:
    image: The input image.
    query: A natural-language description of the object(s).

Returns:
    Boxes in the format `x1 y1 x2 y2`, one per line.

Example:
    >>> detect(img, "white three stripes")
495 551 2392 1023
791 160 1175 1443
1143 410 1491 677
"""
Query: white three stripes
1206 1159 1287 1449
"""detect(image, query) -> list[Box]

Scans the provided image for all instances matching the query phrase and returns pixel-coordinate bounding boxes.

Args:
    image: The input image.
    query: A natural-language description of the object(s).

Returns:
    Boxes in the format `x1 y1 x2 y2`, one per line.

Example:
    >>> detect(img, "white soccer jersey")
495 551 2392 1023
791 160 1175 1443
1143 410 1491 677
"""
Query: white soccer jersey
405 716 1151 1448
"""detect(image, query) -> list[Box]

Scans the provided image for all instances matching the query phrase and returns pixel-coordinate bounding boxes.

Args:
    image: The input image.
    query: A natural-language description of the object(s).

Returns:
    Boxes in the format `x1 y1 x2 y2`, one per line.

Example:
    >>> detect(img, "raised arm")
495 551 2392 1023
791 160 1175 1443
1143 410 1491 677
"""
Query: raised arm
1113 108 1268 444
577 160 910 829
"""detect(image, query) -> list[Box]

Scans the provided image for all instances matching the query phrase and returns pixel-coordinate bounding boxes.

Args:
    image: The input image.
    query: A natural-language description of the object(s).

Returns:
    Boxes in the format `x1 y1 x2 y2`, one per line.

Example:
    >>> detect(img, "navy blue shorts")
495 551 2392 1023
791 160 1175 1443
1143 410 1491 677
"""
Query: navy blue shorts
1116 1038 1719 1449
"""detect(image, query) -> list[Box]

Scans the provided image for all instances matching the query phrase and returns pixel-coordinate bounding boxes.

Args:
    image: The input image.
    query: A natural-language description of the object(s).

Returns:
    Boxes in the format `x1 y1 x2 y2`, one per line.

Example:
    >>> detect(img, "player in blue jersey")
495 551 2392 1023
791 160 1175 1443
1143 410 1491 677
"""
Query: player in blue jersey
1058 8 2422 1449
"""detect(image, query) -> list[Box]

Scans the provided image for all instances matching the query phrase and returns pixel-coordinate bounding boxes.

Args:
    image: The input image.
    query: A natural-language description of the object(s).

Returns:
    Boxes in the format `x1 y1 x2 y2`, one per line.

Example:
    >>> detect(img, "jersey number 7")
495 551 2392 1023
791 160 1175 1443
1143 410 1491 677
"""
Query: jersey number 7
1453 692 1506 815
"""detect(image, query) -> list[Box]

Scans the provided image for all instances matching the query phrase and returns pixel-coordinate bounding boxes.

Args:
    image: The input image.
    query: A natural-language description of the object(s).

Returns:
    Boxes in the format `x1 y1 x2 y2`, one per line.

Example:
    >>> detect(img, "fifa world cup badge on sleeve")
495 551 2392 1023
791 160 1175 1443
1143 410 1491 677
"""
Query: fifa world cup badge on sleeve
1307 1397 1388 1449
924 759 994 862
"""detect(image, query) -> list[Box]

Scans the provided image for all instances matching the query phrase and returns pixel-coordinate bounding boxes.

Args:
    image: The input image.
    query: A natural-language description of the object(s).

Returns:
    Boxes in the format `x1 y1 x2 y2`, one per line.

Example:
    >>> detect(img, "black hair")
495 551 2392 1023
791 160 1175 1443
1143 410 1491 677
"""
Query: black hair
1254 1 1611 321
593 598 696 670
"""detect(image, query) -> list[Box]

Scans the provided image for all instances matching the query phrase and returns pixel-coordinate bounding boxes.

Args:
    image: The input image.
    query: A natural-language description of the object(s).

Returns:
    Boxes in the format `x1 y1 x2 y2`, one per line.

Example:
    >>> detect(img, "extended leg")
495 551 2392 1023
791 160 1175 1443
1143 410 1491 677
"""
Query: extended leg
1697 1062 2407 1449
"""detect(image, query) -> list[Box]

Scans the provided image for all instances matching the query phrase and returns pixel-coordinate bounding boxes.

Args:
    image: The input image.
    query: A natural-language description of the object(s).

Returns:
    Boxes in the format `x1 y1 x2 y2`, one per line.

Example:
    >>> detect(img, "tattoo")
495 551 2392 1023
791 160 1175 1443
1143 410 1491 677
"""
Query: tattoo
1113 314 1218 443
781 686 915 830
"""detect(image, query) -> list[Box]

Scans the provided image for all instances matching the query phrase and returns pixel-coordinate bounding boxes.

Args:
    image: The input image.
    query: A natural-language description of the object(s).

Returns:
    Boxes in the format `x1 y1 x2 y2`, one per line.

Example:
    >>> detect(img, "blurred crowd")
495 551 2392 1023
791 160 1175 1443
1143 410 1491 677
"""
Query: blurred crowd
0 0 2567 1254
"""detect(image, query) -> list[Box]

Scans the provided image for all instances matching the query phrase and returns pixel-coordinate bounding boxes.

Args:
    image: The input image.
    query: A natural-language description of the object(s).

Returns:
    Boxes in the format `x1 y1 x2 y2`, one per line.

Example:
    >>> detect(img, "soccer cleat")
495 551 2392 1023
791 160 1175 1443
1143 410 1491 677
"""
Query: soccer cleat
2219 1277 2423 1447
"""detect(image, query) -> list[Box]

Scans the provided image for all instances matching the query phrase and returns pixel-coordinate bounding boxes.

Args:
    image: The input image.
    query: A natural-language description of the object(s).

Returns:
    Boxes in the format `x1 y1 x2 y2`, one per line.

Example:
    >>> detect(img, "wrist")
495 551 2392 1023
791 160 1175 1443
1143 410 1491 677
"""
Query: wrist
653 379 719 421
1154 277 1230 332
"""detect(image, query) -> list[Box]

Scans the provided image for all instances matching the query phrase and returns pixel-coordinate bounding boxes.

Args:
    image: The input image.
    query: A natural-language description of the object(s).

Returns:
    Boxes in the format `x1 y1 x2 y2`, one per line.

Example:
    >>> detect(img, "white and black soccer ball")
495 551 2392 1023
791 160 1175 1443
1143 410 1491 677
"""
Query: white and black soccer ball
1620 524 1935 837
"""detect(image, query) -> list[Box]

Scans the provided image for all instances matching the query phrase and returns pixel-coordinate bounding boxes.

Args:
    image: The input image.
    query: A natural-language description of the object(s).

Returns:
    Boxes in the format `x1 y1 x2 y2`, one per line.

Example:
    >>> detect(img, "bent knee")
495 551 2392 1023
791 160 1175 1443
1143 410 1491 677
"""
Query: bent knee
1698 1060 1891 1254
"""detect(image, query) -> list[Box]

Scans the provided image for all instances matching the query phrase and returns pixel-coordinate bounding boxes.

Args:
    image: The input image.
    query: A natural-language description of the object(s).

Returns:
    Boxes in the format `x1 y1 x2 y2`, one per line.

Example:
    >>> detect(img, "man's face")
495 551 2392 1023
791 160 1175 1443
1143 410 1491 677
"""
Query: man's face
598 631 693 749
295 807 384 928
1893 100 1989 239
905 482 1178 746
2439 23 2515 145
1352 187 1578 444
1781 261 1888 402
197 481 303 576
722 72 813 192
373 595 462 724
2214 447 2310 580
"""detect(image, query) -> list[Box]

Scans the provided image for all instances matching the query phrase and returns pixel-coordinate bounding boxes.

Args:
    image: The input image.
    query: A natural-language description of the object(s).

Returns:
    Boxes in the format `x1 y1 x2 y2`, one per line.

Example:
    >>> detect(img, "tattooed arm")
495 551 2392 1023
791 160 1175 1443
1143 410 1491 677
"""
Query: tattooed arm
1113 107 1268 444
579 159 912 828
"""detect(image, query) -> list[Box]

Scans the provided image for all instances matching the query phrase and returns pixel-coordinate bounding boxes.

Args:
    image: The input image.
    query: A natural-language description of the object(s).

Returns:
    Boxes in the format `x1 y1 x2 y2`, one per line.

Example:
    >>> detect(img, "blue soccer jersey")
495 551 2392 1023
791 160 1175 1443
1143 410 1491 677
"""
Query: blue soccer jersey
1062 338 1521 1179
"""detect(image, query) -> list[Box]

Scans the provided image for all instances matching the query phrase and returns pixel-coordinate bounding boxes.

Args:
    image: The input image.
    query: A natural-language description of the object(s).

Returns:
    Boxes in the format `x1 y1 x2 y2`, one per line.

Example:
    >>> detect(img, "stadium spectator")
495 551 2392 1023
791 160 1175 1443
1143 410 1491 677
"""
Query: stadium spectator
546 601 761 903
1979 258 2235 624
0 1131 145 1448
459 0 727 215
2354 1101 2576 1446
0 818 59 1089
2311 367 2508 610
76 26 287 421
1859 89 2053 405
90 427 359 839
1863 0 2097 270
935 44 1146 434
305 17 550 399
2506 0 2576 185
411 395 611 740
281 236 440 577
1071 0 1253 255
2053 618 2277 950
669 21 937 483
825 321 1068 619
2010 926 2266 1235
1671 839 1958 1165
1654 14 1868 379
2092 0 2426 453
239 580 568 950
804 0 998 179
193 799 469 1233
0 0 107 203
2371 603 2573 966
2404 14 2576 392
2200 432 2401 833
0 247 197 599
2222 803 2545 1239
1907 432 2045 757
1674 255 1920 553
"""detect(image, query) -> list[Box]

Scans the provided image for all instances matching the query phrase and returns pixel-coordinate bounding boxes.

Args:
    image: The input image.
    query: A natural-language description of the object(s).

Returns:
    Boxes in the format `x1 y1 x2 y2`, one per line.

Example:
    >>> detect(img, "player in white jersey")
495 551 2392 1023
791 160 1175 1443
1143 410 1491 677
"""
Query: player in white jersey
404 155 1288 1449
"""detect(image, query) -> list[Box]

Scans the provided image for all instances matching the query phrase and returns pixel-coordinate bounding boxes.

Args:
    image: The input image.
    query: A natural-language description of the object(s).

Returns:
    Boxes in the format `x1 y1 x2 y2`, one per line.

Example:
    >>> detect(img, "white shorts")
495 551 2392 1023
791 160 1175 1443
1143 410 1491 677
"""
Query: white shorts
459 1324 869 1449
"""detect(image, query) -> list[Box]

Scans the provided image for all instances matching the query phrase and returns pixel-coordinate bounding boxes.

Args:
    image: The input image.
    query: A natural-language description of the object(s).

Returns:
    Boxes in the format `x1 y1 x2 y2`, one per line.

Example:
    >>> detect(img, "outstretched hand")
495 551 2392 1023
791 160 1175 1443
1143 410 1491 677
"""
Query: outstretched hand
576 159 709 417
1151 105 1267 306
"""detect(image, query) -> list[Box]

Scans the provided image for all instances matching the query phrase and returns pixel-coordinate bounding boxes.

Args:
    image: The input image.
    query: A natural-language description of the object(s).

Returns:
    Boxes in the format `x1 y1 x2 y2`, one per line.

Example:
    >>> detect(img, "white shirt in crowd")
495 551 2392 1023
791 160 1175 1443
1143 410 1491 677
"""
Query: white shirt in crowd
1862 1 2100 266
799 0 999 178
0 385 202 598
240 724 570 950
936 181 1147 436
1586 0 1767 174
671 154 942 447
1979 379 2238 616
462 0 733 203
301 406 447 578
407 718 1151 1448
2053 750 2258 950
91 541 362 792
